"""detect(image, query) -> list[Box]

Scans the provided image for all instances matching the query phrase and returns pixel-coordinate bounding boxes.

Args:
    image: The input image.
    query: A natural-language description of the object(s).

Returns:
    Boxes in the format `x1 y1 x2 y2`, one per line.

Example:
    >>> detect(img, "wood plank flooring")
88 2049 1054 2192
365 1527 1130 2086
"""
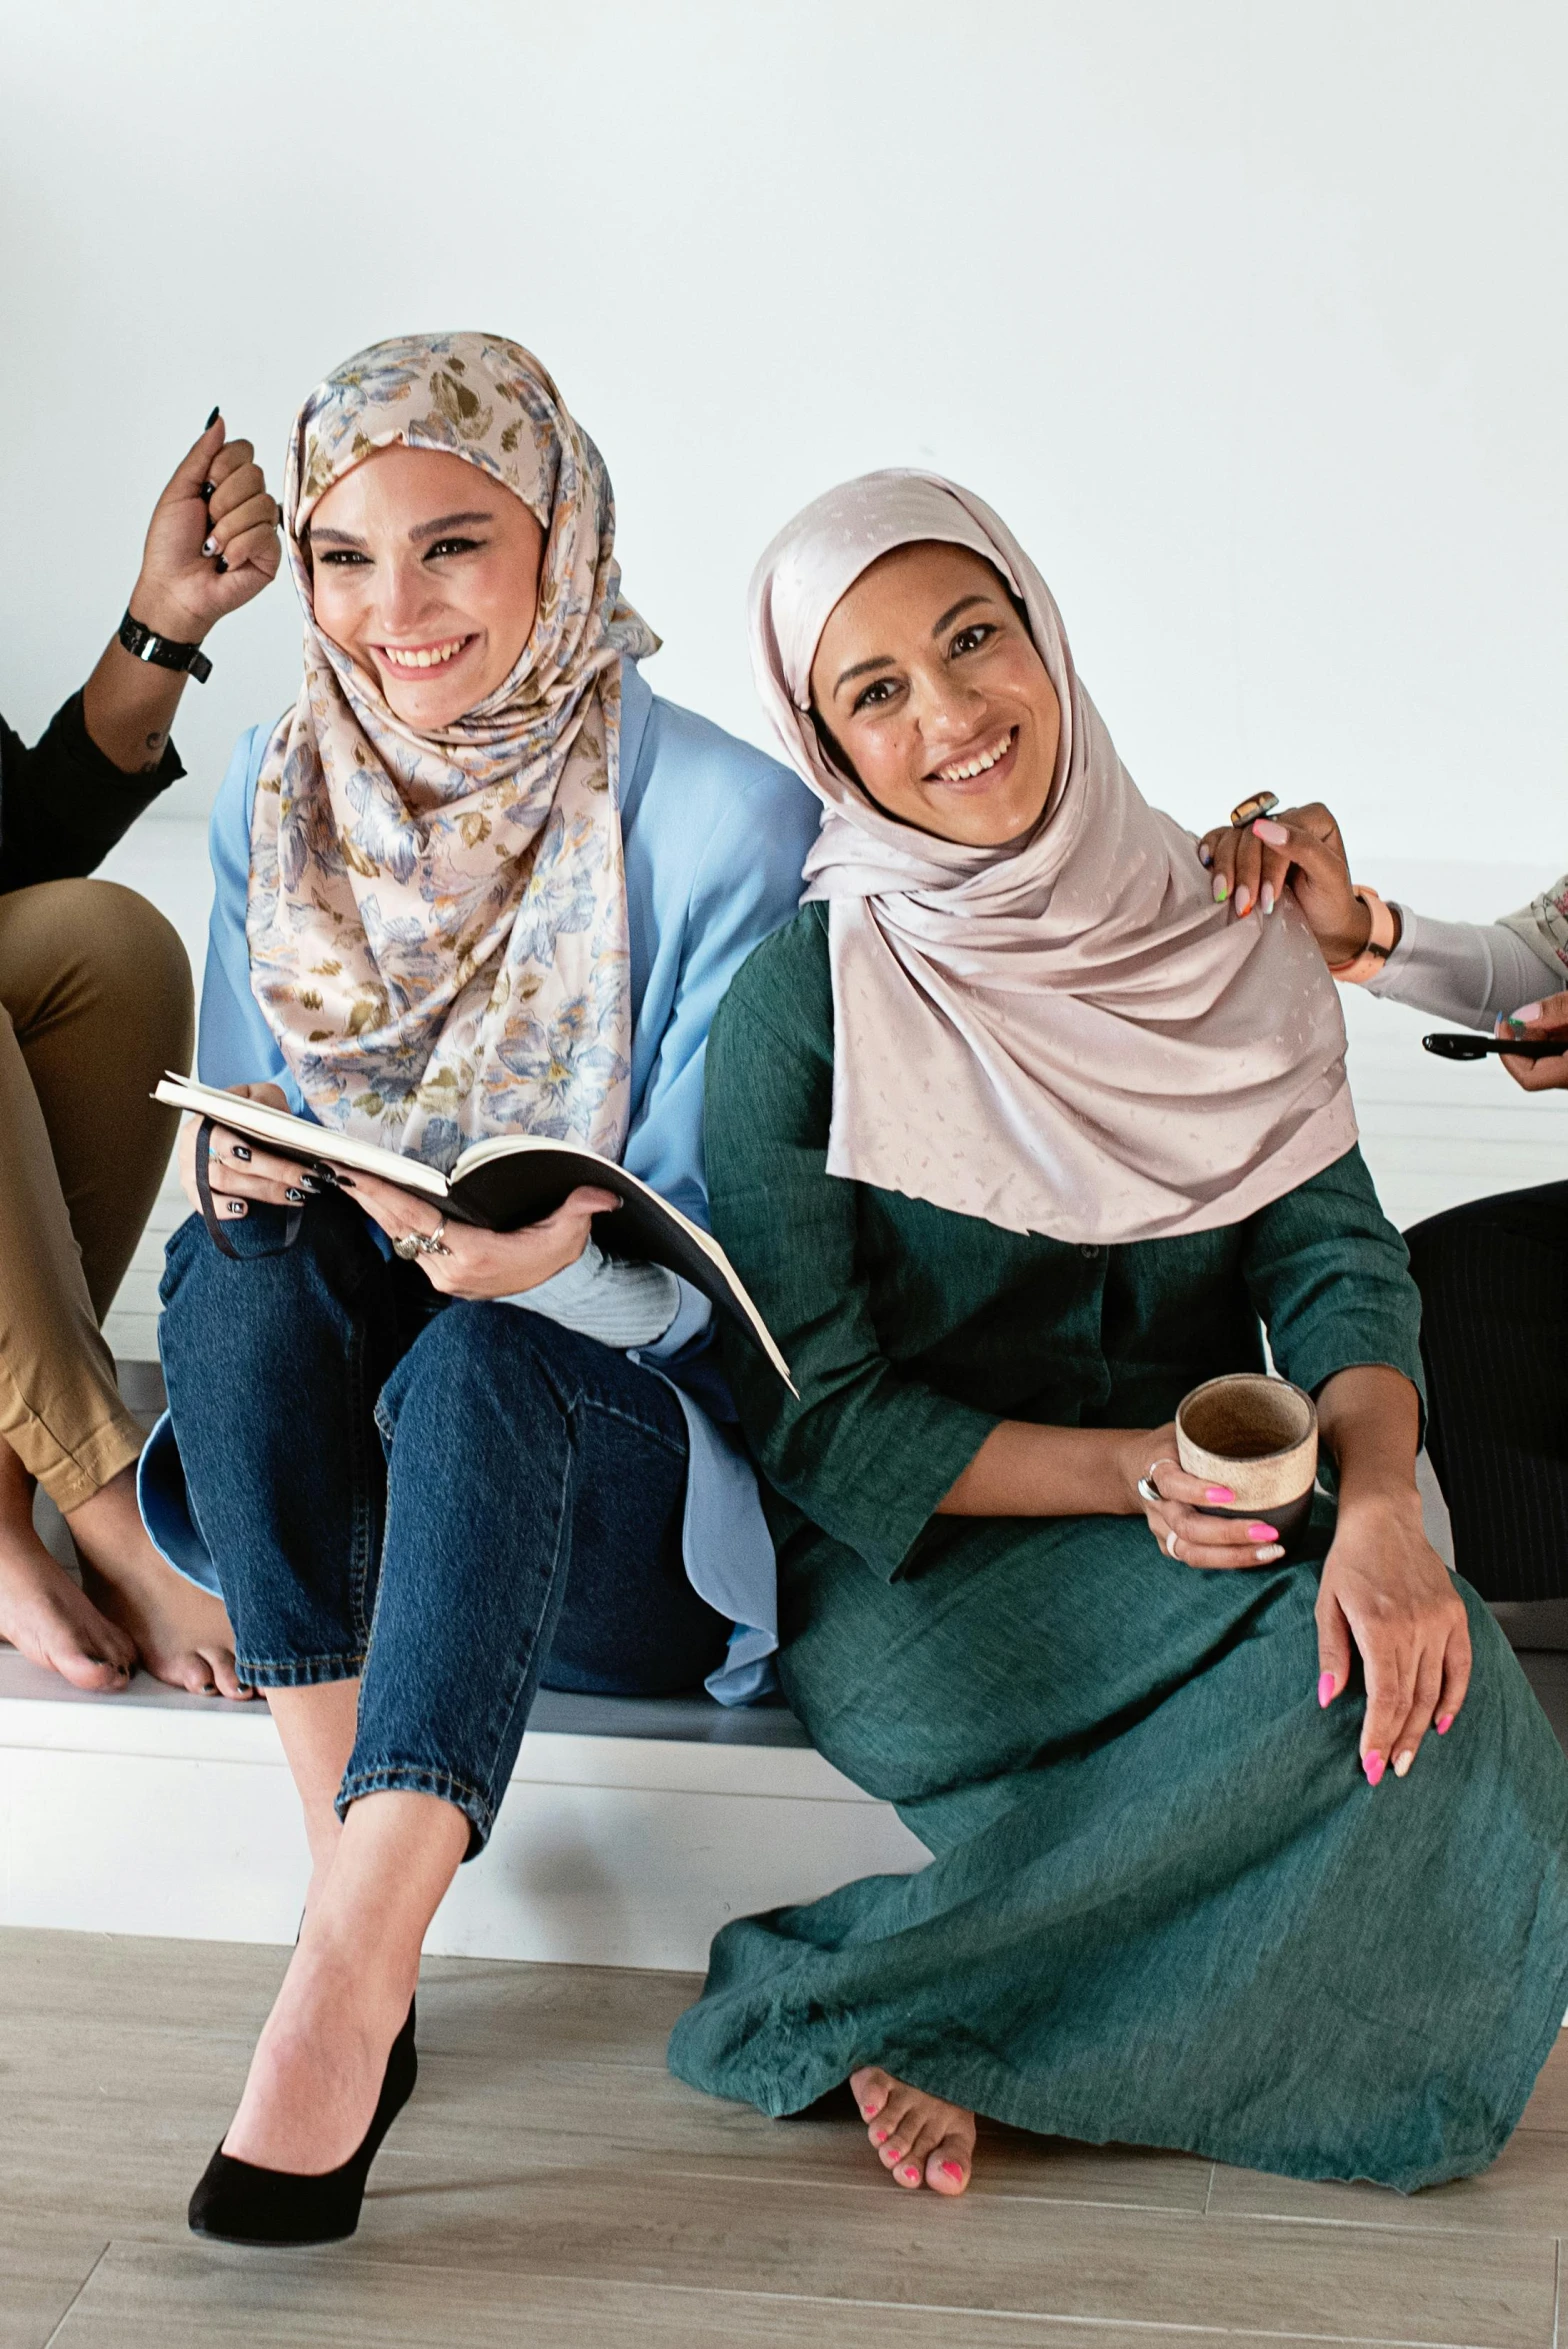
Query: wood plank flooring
1 1927 1563 2347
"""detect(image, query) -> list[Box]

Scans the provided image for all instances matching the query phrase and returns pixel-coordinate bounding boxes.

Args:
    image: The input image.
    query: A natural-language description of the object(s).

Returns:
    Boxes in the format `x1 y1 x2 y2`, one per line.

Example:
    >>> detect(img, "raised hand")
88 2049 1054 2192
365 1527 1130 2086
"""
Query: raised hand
131 410 281 643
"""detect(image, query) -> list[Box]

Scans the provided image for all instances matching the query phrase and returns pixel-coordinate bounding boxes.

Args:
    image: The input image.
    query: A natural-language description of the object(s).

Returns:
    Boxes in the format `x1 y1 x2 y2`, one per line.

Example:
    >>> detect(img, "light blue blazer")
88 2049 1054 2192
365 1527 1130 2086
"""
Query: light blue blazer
138 659 819 1702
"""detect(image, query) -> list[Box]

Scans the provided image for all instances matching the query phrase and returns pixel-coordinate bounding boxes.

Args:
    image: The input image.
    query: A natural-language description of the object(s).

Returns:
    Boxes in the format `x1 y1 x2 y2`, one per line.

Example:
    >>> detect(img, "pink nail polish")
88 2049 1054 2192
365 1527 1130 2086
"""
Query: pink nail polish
1235 890 1253 917
1363 1750 1385 1787
1260 882 1275 917
1514 1002 1543 1025
1245 1523 1278 1541
861 2104 877 2118
940 2160 965 2181
1436 1713 1454 1735
1204 1484 1235 1503
902 2164 921 2183
1253 817 1289 846
1318 1671 1337 1707
871 2128 888 2144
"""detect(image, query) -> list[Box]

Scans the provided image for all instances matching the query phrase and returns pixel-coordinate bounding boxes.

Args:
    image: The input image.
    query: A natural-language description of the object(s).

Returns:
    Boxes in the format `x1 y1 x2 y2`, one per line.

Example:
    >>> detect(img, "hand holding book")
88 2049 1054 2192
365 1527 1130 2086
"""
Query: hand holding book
162 1074 793 1386
181 1080 625 1296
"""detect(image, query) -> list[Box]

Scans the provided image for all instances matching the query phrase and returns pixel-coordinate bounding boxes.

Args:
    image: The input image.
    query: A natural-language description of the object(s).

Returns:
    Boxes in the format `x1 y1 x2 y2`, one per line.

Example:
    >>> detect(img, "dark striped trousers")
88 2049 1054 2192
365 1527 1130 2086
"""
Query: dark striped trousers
1406 1181 1568 1602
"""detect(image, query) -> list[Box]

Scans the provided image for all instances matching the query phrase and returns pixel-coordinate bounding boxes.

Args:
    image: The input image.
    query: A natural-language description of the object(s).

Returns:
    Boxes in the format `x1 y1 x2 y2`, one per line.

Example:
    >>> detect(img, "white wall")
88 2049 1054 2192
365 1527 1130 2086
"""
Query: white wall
2 0 1562 870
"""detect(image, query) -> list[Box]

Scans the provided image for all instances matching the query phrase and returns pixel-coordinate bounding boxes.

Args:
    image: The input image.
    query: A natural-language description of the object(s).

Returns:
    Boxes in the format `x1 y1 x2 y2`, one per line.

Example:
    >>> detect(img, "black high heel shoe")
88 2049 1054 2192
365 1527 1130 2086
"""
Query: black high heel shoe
188 1997 417 2245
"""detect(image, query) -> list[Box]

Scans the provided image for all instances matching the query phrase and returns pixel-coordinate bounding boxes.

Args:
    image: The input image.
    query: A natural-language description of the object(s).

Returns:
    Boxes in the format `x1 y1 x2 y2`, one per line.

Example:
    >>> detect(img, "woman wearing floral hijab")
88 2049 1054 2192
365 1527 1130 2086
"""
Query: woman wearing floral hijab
142 334 816 2244
668 470 1568 2199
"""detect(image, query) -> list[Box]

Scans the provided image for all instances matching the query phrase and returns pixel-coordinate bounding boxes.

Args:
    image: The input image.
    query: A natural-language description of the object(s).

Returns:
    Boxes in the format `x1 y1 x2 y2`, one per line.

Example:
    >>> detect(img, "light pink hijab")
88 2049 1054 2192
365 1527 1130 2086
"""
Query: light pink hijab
750 471 1357 1242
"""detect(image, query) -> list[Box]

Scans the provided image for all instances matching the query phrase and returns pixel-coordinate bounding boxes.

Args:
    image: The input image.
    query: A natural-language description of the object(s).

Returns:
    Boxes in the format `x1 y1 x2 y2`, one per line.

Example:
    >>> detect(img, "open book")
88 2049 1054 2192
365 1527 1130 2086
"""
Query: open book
155 1075 792 1388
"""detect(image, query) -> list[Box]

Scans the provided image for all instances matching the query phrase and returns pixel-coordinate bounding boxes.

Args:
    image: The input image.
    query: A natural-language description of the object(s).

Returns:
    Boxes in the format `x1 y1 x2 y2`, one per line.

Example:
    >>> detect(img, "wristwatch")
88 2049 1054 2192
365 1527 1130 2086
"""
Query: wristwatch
1326 886 1402 984
118 609 212 683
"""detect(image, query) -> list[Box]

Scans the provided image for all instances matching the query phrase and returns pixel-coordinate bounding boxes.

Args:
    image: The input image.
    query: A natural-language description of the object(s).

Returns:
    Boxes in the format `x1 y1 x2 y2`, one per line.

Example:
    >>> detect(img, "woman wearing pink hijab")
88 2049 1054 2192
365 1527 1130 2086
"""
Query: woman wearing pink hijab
668 471 1568 2199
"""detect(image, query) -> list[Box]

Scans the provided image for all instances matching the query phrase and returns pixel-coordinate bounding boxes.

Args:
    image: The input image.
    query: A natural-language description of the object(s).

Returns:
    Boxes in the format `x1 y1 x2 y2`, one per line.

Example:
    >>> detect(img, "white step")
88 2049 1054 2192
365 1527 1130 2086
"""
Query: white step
0 1653 927 1971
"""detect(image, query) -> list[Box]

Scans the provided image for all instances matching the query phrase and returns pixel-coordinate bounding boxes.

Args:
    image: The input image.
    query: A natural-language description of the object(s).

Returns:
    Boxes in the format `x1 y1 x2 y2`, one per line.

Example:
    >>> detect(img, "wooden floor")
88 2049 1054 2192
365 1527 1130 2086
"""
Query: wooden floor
0 1928 1563 2348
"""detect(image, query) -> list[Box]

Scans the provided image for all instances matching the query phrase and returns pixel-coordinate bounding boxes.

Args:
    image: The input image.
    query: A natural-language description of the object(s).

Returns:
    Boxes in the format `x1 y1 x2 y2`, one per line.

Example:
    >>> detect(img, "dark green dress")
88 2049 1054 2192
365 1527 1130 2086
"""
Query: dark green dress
668 904 1568 2190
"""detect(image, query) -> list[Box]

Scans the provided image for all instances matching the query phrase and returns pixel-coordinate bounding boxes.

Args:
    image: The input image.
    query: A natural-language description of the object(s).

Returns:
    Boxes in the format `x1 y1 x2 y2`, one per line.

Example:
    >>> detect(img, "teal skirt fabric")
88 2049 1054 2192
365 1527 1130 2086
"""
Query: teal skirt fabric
668 1512 1568 2189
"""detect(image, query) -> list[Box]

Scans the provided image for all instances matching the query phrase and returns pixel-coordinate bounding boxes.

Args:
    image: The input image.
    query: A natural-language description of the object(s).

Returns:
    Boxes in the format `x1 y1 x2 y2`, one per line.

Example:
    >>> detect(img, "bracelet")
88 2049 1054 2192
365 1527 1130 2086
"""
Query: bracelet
118 609 212 683
1327 887 1401 985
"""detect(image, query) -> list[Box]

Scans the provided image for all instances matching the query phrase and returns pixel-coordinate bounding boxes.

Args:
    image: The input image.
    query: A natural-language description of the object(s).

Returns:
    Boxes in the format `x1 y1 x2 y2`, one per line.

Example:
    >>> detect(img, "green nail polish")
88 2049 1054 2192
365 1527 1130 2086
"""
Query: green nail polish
1214 877 1229 903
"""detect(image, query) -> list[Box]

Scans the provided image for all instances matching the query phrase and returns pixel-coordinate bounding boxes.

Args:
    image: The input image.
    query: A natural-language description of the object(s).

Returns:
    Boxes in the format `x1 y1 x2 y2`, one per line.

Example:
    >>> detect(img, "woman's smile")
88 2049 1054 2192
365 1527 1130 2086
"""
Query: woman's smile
929 725 1019 792
374 635 478 674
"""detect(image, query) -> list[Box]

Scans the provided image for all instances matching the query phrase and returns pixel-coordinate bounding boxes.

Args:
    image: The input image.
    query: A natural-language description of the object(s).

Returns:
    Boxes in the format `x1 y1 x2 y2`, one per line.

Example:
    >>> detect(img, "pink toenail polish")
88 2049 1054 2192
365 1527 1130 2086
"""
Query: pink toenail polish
871 2127 888 2143
861 2104 877 2118
902 2164 921 2182
940 2160 965 2181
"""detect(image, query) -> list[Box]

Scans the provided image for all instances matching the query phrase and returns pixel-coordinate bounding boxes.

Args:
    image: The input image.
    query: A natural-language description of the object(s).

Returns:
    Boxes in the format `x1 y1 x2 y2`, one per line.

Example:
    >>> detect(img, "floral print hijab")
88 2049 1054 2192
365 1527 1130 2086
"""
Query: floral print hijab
247 332 657 1170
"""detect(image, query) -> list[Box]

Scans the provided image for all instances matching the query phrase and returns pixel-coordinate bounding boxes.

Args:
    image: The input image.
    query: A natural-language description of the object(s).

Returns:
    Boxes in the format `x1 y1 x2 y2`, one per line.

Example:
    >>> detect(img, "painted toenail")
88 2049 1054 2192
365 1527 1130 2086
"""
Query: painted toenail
940 2160 965 2181
902 2165 921 2182
871 2128 888 2143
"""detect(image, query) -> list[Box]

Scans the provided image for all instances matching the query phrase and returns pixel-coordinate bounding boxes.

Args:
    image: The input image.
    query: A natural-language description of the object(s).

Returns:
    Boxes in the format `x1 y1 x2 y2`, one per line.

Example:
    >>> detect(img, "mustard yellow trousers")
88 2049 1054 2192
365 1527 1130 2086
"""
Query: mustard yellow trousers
0 879 193 1510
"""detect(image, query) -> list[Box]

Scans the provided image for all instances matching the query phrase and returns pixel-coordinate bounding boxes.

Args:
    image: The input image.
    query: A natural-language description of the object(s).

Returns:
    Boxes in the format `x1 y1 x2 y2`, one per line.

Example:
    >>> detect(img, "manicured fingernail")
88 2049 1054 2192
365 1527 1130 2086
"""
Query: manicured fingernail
1318 1671 1338 1707
214 555 228 573
1246 1523 1278 1541
336 1173 357 1190
1234 889 1253 917
940 2160 965 2181
1393 1750 1413 1778
231 1142 252 1162
1213 875 1229 903
1197 843 1213 867
1514 1003 1543 1025
202 535 217 556
1363 1750 1385 1787
1255 1544 1285 1561
1436 1712 1454 1735
226 1199 246 1216
285 1186 305 1204
298 1176 321 1194
1204 1484 1235 1503
902 2164 921 2183
1260 882 1275 916
205 404 221 428
202 1682 218 1697
199 481 214 499
1253 817 1289 845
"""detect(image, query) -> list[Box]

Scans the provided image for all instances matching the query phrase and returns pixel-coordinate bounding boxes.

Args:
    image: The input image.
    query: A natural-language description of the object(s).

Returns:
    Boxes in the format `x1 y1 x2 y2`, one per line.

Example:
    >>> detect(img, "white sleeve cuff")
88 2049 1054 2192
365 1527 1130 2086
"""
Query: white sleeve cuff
506 1240 682 1350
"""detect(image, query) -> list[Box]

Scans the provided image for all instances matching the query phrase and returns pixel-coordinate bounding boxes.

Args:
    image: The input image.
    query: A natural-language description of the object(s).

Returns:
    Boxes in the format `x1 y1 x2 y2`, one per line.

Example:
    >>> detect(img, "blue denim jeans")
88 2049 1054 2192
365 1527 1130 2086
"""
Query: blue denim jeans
158 1192 726 1849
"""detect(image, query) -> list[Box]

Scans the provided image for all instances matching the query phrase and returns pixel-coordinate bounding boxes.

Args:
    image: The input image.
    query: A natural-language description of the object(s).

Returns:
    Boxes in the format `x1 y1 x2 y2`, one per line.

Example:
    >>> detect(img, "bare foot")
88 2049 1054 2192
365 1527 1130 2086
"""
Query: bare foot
69 1466 250 1700
223 1936 411 2174
851 2065 976 2194
0 1517 135 1692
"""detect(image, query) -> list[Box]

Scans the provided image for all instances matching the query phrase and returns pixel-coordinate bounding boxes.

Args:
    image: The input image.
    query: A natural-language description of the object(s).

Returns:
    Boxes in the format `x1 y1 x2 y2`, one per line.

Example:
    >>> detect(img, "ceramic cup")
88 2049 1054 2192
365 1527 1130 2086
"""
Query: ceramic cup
1174 1373 1319 1558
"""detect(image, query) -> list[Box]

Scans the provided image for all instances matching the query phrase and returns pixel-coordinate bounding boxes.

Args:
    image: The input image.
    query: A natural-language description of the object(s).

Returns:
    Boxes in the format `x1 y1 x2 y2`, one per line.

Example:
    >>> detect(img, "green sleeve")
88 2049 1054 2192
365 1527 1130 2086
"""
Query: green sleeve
705 921 999 1580
1240 1144 1426 1416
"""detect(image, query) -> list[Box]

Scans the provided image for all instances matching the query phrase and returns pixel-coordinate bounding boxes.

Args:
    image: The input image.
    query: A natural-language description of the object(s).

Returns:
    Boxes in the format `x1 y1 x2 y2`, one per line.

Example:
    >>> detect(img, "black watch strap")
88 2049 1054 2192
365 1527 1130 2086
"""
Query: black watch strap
119 609 212 684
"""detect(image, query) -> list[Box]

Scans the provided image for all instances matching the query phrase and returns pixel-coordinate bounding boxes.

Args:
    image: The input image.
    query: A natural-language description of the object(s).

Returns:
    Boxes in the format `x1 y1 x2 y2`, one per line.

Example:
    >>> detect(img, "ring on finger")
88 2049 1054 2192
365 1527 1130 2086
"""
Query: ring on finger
1229 790 1278 828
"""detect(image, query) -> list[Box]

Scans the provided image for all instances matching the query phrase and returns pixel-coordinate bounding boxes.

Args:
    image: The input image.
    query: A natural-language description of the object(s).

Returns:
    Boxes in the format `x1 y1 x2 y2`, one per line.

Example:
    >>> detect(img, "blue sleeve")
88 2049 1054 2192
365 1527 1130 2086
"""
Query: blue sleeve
196 725 298 1105
621 761 814 1233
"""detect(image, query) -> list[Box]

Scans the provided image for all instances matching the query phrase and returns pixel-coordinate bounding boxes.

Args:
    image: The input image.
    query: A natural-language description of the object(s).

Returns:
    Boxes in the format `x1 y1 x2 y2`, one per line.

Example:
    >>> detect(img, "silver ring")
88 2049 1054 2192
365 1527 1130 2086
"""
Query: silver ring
1165 1529 1180 1559
392 1233 422 1261
415 1217 450 1258
1137 1477 1163 1507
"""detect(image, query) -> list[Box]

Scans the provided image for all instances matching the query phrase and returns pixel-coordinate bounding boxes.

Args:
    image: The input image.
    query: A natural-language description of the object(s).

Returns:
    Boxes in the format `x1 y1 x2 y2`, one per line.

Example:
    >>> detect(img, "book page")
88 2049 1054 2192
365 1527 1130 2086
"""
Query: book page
153 1077 449 1202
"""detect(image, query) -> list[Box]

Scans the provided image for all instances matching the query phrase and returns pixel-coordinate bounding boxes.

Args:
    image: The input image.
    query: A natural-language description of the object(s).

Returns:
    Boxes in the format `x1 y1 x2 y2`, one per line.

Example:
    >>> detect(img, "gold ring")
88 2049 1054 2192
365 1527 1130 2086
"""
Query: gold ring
1229 791 1279 829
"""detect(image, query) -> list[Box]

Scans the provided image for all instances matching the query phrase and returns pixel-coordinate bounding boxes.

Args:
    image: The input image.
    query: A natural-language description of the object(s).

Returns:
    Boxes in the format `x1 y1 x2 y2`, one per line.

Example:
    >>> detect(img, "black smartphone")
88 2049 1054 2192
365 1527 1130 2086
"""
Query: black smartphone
1422 1032 1568 1061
